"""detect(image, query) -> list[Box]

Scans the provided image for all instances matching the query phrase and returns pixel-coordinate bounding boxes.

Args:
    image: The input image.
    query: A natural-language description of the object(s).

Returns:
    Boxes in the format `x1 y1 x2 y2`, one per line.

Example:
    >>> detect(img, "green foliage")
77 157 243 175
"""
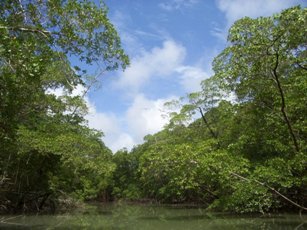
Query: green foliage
2 2 305 214
213 6 306 154
0 0 128 212
219 182 273 214
111 149 142 200
139 143 201 202
111 6 306 213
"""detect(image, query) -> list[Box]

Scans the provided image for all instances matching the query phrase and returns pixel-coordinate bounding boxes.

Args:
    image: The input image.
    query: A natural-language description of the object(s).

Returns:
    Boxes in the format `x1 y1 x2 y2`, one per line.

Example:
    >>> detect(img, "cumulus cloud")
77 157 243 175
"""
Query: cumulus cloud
46 84 134 152
86 107 119 135
46 40 206 152
111 133 135 151
86 105 135 151
101 40 212 151
115 40 186 93
84 93 180 152
126 94 176 143
86 93 178 152
47 39 213 152
46 84 87 98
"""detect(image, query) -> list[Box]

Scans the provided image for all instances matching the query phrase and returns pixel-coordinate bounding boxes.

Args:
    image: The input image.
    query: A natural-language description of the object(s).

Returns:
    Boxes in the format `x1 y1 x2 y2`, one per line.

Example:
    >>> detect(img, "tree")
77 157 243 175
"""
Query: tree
213 6 306 154
211 6 307 211
111 149 142 200
111 6 306 213
0 0 129 212
165 77 224 143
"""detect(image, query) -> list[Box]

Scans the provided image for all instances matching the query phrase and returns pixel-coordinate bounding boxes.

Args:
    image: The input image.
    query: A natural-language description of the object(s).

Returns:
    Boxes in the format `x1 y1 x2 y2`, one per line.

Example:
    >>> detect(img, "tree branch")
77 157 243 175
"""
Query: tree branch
17 0 27 23
0 25 51 38
230 171 307 211
296 62 307 71
270 51 300 152
70 68 107 117
198 107 218 140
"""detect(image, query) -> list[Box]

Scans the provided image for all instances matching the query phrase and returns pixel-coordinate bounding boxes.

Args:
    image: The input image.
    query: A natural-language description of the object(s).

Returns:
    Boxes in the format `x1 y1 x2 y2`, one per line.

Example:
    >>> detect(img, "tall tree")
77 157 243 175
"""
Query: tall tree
114 6 307 213
0 0 129 212
213 6 306 154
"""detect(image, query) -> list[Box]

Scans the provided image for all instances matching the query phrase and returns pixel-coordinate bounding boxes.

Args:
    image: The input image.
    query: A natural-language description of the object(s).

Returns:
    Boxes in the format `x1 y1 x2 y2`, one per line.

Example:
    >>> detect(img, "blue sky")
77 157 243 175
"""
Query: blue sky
81 0 306 152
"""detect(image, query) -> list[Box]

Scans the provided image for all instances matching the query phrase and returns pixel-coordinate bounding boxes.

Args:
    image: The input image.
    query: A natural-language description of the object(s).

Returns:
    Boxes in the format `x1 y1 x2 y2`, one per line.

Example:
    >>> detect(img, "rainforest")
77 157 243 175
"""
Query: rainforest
0 0 306 218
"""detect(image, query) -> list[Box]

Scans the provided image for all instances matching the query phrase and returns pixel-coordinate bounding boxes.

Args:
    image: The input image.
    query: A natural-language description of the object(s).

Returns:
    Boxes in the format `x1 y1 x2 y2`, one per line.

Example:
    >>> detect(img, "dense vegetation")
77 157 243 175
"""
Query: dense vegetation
0 0 128 213
111 6 307 213
0 2 306 214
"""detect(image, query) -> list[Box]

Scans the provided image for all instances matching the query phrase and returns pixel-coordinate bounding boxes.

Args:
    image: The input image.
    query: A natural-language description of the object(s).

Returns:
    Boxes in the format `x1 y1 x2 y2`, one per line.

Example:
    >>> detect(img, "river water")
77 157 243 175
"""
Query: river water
0 203 305 229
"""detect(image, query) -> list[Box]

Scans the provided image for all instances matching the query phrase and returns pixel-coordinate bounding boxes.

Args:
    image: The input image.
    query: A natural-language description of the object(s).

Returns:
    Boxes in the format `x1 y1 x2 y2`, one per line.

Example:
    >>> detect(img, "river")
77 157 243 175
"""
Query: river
0 203 305 229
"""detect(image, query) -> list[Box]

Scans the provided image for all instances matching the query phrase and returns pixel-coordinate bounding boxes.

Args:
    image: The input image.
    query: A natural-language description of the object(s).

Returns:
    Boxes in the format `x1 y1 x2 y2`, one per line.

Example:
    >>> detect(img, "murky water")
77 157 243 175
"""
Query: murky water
0 203 306 229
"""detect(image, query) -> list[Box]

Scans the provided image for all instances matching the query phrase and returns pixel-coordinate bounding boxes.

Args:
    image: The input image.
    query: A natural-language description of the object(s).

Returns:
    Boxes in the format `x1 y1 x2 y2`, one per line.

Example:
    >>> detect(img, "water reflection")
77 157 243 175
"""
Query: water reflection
0 203 306 230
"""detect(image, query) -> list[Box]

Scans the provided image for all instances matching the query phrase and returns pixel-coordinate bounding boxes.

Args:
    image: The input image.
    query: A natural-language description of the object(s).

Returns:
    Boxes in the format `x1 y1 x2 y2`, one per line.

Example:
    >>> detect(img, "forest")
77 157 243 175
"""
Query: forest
0 1 306 214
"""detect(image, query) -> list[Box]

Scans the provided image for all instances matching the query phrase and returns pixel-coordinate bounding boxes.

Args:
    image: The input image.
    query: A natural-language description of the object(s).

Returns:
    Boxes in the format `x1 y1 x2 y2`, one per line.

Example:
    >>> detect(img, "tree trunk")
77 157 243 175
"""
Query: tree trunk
271 52 299 152
198 107 220 148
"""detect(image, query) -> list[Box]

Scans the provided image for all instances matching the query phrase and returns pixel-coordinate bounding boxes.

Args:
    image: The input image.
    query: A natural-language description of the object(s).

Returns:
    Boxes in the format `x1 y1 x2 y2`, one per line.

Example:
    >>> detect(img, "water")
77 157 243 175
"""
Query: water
0 203 306 229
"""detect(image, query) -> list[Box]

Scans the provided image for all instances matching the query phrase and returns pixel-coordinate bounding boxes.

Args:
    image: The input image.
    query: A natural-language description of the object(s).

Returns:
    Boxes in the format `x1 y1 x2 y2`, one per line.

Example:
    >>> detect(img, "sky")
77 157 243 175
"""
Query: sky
81 0 306 152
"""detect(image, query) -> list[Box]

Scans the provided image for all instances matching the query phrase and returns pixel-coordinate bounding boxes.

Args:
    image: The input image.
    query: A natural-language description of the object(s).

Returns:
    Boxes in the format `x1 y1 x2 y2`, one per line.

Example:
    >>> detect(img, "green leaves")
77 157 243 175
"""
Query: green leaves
109 6 307 213
0 0 129 212
139 143 202 202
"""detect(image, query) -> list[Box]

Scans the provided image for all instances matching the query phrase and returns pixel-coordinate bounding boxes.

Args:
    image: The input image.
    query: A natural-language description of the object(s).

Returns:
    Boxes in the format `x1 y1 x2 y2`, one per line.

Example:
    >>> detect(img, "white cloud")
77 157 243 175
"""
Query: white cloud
83 91 180 152
116 40 186 93
110 133 135 152
159 0 198 11
46 40 206 152
176 66 209 92
86 111 134 152
46 87 64 97
46 85 133 152
47 39 215 153
214 0 302 40
85 100 136 151
86 94 178 152
86 108 119 134
46 84 86 98
126 94 176 143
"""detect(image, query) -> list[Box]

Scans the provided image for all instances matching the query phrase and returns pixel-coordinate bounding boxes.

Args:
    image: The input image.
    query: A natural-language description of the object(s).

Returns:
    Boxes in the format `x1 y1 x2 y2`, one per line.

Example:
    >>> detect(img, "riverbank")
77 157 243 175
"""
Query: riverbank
1 202 306 229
